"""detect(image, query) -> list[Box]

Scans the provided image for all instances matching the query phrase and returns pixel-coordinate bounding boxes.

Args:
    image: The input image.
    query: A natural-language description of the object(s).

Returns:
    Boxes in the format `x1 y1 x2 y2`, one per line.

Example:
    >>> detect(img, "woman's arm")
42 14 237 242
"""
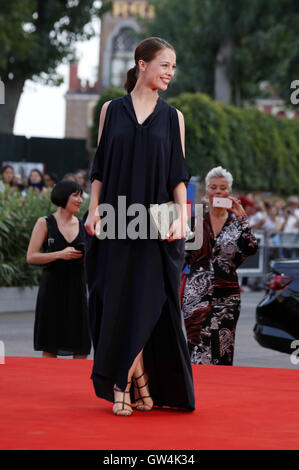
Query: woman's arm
173 109 187 218
27 218 82 264
167 110 188 240
176 109 185 157
173 182 188 222
85 179 102 236
227 197 258 256
84 100 111 236
238 217 259 256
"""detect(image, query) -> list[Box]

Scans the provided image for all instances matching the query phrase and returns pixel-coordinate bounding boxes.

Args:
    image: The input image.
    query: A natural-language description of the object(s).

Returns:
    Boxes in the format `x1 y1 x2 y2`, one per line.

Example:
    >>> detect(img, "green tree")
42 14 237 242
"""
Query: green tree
143 0 298 106
0 0 109 134
269 0 299 104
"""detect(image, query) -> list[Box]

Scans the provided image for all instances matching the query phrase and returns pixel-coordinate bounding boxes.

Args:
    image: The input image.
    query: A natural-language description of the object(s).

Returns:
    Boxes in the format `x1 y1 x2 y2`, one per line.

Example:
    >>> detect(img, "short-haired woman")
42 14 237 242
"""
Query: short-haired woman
27 180 91 359
84 37 195 416
181 166 258 365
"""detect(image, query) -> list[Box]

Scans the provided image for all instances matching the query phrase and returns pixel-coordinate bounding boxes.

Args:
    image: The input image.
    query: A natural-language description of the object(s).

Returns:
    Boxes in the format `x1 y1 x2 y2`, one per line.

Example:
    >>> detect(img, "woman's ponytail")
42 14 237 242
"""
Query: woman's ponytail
124 65 138 93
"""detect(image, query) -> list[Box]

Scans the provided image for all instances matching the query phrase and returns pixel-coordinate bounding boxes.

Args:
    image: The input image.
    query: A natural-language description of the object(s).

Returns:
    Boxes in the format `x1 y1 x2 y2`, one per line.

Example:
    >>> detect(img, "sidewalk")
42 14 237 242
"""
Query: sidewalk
0 292 298 368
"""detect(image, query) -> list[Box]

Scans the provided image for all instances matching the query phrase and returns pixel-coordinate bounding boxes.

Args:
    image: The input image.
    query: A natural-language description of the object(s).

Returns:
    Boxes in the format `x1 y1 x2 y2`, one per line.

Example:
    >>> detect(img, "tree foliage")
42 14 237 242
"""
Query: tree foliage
143 0 299 106
0 0 109 133
0 0 105 85
169 92 299 194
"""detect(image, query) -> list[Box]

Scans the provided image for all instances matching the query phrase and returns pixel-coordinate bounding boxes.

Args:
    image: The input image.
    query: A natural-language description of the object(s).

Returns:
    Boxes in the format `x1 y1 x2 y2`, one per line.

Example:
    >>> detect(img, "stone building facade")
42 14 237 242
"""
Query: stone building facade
64 63 99 143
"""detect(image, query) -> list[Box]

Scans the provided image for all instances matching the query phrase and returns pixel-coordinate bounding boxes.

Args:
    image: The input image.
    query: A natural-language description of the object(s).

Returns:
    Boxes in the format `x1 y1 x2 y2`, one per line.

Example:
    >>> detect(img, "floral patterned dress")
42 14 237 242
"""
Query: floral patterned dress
181 211 258 365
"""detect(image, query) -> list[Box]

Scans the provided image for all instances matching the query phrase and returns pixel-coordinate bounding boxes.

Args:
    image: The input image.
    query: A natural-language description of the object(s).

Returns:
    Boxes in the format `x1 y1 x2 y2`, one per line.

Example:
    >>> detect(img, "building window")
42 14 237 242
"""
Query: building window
110 27 138 88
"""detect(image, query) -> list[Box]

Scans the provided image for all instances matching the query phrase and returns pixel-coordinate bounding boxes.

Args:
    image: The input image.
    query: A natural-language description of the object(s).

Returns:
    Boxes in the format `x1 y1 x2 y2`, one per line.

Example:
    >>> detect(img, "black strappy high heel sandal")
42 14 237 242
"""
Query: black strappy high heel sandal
133 372 154 412
113 382 133 417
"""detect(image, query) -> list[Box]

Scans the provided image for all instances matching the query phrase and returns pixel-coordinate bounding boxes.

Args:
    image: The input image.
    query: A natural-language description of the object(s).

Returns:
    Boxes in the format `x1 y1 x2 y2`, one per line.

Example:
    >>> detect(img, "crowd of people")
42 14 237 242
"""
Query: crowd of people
238 193 299 237
196 191 299 247
2 162 298 257
0 164 90 198
196 191 299 239
2 163 299 238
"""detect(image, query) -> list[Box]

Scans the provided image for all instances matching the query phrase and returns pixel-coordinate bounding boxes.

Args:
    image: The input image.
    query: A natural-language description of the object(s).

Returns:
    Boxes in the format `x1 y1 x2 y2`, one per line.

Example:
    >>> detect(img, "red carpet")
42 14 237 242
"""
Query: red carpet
0 357 298 450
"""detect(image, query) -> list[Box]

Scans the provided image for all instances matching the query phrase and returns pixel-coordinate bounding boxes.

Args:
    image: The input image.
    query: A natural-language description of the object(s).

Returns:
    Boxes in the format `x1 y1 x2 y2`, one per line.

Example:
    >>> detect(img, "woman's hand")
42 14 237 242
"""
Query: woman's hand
84 210 101 237
59 247 83 260
228 197 246 218
165 216 187 242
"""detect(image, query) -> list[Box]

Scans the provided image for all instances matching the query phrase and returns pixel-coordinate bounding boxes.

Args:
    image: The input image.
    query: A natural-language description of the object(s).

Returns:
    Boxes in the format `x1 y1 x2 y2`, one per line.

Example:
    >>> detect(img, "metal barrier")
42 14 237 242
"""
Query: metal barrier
237 230 299 278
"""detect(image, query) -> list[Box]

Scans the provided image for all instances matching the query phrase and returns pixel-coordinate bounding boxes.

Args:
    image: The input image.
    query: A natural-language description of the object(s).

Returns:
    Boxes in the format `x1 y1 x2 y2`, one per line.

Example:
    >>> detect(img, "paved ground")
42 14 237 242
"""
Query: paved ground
0 291 298 369
234 291 298 369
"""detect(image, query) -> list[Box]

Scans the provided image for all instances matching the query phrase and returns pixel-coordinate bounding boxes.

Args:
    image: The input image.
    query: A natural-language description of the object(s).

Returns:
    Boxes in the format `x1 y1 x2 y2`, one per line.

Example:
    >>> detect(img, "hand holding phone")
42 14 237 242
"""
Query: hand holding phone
74 242 85 254
213 197 232 209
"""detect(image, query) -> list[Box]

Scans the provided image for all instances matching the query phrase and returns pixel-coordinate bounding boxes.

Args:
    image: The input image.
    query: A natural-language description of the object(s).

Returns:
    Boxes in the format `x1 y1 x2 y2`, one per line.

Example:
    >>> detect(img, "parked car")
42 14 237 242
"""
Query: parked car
254 258 299 354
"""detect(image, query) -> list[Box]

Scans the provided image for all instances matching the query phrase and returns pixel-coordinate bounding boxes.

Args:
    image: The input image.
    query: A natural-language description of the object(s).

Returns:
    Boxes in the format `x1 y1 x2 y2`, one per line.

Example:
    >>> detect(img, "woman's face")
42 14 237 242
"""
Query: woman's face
44 174 55 188
75 172 85 187
2 167 14 184
30 170 42 184
140 48 176 91
65 191 83 214
206 177 230 204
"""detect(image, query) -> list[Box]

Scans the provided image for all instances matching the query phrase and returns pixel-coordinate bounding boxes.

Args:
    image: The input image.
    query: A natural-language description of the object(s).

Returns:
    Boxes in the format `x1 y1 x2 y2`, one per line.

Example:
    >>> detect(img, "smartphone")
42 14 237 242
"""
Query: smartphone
75 242 85 254
213 197 232 209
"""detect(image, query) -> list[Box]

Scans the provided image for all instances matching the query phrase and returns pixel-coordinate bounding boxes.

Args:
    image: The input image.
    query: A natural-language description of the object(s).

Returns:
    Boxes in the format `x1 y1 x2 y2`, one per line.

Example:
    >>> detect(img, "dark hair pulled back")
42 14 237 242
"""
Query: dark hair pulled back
124 37 175 93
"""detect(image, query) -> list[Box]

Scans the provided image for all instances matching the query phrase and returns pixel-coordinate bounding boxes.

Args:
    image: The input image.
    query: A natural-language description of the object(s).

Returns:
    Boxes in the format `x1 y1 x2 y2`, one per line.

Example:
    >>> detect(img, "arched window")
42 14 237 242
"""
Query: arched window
110 27 138 88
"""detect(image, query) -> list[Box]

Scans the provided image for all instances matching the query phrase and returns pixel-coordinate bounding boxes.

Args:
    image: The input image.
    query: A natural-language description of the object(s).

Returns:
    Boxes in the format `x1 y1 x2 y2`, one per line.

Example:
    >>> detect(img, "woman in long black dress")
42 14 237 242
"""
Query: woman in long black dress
27 180 91 359
84 37 195 416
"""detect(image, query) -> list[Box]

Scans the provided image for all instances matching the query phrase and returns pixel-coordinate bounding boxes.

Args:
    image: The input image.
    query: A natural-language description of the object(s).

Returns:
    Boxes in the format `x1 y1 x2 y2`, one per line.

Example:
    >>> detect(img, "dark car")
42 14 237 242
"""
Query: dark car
254 258 299 354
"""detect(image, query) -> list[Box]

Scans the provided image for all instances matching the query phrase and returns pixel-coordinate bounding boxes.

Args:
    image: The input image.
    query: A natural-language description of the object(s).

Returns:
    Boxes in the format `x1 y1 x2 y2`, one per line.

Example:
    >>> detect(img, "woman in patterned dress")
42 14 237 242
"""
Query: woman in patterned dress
181 166 258 365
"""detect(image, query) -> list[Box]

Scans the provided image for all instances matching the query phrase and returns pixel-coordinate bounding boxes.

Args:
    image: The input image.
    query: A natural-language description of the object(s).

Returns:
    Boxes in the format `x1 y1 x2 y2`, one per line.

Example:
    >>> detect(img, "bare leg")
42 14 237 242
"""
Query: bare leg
113 381 132 416
113 349 153 415
132 350 153 411
113 350 143 417
43 351 57 358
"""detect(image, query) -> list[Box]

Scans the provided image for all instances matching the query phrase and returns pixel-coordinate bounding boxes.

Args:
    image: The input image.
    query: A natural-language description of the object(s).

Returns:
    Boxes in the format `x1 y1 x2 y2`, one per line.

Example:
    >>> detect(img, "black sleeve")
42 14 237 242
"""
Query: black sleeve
90 142 104 183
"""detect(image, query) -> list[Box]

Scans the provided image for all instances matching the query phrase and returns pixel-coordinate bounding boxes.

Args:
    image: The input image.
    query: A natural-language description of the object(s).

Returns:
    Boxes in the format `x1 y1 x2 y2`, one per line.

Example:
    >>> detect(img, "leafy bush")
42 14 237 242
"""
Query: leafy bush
0 188 89 287
169 92 299 194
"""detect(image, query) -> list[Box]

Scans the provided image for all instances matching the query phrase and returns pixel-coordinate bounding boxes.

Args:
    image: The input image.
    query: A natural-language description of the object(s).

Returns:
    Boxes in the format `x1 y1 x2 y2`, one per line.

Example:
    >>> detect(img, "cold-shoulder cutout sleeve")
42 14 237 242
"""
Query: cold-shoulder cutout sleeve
167 107 191 193
90 101 111 183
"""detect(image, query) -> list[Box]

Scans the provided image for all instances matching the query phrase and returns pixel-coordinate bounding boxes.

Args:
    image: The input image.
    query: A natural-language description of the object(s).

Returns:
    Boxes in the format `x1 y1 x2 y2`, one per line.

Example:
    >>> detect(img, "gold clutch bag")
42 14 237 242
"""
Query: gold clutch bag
149 201 192 240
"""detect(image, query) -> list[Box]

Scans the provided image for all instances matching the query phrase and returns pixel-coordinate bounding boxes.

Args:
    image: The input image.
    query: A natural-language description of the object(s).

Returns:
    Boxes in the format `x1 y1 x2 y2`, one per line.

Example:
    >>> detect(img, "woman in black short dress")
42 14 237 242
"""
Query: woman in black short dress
27 180 91 358
84 37 195 416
